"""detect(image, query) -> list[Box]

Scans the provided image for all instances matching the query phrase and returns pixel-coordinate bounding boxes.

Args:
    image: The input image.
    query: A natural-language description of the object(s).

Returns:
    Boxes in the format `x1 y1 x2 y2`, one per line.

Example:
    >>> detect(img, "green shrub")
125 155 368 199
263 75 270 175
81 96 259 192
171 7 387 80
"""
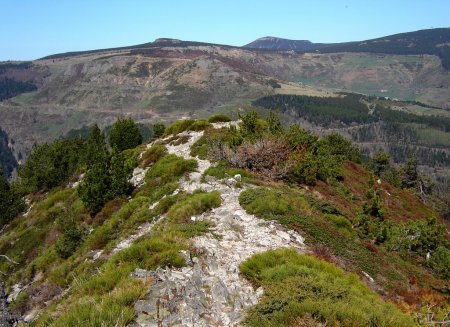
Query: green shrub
55 217 83 259
109 117 143 152
208 114 231 123
151 123 166 139
0 171 25 228
139 144 167 168
239 249 417 327
18 137 87 191
189 120 212 131
239 111 268 141
165 119 195 135
78 150 132 215
190 127 237 160
267 111 284 135
285 123 318 149
428 246 450 279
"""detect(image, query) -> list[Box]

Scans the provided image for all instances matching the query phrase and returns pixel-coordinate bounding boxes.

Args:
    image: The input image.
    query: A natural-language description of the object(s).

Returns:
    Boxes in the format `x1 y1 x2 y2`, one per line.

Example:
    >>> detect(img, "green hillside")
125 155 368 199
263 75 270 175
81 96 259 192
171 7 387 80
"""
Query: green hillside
0 114 448 326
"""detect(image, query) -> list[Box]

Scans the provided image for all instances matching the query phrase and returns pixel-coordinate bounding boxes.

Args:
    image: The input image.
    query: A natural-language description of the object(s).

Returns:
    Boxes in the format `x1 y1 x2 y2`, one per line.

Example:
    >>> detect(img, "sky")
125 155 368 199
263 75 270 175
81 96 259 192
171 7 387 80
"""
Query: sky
1 0 449 61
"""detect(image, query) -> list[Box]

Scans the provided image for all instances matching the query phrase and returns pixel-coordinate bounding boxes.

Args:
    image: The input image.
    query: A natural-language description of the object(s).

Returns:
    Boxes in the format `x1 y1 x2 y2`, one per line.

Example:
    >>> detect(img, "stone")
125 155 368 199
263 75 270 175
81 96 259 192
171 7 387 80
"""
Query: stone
233 174 241 182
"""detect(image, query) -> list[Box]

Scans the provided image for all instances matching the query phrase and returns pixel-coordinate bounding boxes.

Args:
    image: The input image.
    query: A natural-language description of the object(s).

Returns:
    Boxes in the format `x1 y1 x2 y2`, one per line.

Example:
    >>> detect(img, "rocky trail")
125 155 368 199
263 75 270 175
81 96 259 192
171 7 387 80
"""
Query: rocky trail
125 124 306 326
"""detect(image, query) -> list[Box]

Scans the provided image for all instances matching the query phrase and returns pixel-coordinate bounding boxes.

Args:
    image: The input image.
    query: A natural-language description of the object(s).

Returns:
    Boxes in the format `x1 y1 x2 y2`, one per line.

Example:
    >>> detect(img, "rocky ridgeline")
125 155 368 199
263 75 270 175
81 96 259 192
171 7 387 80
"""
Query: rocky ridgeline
121 124 306 326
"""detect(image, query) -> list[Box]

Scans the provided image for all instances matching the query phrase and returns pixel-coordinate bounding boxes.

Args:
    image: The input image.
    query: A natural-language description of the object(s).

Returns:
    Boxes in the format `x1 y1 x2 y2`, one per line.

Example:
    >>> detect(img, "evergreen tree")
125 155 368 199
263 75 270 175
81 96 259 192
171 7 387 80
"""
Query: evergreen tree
370 151 391 177
267 111 284 135
110 148 132 197
86 124 108 167
77 147 132 215
152 124 166 139
109 118 142 152
285 124 317 149
77 158 111 215
401 156 418 189
0 169 25 227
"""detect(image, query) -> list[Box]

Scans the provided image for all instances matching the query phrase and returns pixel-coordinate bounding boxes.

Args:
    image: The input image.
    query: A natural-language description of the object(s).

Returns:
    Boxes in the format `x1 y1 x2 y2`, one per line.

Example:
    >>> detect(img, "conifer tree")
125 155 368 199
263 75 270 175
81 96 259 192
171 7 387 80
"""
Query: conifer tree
0 168 25 227
109 117 142 152
267 111 284 135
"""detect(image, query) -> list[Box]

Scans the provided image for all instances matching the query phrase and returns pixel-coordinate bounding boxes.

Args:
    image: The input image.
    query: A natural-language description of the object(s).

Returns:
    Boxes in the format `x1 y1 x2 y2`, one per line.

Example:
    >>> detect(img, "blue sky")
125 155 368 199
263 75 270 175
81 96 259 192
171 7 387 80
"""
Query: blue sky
1 0 449 60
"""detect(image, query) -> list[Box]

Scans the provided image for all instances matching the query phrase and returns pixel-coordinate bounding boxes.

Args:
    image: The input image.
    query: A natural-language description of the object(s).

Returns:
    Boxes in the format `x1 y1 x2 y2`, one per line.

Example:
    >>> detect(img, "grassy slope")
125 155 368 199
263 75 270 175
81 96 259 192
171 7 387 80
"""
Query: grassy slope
0 120 448 326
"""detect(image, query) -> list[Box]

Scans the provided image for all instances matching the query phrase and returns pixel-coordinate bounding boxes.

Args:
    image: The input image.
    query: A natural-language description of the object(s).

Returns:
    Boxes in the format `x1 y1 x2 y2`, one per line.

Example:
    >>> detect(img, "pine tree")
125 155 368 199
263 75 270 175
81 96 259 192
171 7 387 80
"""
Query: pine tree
110 148 132 197
86 124 108 167
77 158 111 215
267 111 284 135
152 124 166 139
109 117 142 152
0 169 25 227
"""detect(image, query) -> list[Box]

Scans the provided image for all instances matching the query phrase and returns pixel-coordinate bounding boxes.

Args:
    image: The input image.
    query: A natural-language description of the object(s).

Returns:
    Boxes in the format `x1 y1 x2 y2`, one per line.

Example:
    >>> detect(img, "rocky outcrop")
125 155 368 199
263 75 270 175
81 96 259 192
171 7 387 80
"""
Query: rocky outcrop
0 282 16 327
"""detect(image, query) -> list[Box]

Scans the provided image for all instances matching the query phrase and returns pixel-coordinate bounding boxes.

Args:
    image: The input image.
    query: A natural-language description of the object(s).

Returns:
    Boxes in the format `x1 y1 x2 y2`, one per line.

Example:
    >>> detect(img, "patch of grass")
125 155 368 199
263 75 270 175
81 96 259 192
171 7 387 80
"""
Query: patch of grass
239 186 309 222
324 214 353 235
37 277 147 327
239 249 417 327
208 114 231 123
144 154 197 185
166 191 221 224
202 161 250 181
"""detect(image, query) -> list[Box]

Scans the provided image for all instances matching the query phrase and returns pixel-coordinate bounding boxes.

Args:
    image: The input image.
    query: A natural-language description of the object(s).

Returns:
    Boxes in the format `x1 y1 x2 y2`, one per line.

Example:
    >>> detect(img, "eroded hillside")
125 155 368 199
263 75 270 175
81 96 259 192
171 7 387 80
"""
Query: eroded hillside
0 41 449 159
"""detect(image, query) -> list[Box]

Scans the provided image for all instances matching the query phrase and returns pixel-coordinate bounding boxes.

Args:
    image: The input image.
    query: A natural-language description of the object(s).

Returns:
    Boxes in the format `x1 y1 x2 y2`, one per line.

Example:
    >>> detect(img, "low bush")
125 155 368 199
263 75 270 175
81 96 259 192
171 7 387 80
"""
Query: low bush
165 119 196 135
189 120 211 131
208 114 231 123
139 144 167 168
164 119 211 136
428 246 450 280
239 249 417 327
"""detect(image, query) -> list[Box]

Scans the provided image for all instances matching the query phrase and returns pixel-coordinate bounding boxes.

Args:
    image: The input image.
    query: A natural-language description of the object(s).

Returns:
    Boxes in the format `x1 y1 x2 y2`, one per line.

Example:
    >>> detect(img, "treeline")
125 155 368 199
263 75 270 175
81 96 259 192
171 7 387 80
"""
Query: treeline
0 62 33 74
0 128 17 178
0 77 37 101
315 28 450 70
253 94 450 132
253 94 374 126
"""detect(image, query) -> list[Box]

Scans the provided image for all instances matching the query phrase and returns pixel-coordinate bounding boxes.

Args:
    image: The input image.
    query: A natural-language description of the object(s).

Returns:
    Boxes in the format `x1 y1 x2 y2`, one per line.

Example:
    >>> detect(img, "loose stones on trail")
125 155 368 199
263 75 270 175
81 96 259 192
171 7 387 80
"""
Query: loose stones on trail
132 127 306 326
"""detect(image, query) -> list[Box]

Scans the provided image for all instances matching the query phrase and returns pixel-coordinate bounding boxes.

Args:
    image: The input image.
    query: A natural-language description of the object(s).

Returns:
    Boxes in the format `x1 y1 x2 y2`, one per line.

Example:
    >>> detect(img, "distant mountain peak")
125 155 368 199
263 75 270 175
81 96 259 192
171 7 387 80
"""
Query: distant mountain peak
153 38 182 44
244 37 320 51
